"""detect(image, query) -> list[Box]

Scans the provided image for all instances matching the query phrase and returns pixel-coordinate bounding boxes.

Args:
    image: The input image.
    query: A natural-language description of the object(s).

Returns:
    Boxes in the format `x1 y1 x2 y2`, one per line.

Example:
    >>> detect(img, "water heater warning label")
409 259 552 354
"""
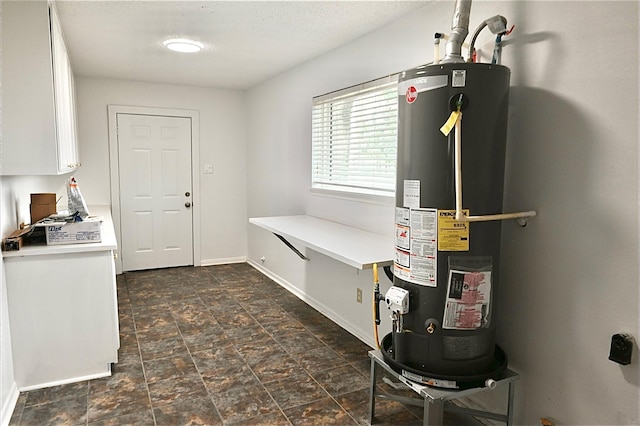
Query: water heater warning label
437 210 469 251
394 207 437 287
443 270 492 330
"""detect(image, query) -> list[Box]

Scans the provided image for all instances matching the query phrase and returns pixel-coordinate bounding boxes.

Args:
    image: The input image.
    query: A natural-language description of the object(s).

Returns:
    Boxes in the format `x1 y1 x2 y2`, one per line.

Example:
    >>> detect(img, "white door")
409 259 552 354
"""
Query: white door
116 113 193 271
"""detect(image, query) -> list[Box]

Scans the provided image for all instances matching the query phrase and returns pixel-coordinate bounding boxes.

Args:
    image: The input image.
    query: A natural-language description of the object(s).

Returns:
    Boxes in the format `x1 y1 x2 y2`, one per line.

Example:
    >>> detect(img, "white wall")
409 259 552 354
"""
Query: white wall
0 3 20 421
74 77 248 265
1 182 19 426
246 1 639 425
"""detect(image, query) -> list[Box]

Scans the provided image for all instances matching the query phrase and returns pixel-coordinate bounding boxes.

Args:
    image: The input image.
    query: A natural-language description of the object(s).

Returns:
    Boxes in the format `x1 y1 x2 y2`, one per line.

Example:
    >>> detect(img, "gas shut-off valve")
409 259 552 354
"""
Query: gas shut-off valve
385 286 410 333
385 286 410 314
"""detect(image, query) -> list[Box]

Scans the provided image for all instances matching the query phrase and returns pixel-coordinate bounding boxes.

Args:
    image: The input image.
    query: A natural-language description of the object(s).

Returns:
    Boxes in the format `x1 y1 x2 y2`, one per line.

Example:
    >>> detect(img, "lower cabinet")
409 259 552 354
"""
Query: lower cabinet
4 249 119 390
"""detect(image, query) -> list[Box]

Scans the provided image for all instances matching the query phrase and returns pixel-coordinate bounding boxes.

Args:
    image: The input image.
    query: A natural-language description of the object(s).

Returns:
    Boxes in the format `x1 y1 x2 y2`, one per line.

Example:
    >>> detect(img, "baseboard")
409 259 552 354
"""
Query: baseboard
246 260 376 348
1 381 19 426
200 256 247 267
18 370 111 392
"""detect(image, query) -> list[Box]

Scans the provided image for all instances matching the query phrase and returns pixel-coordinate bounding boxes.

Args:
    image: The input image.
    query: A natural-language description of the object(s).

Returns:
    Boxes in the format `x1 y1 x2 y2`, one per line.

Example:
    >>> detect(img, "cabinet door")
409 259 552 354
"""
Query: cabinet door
0 1 79 175
5 250 119 389
50 3 80 173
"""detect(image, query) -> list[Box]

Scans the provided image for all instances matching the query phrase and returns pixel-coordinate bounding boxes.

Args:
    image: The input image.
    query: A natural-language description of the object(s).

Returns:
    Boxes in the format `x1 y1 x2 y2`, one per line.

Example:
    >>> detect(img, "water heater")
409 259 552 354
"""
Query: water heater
382 62 511 388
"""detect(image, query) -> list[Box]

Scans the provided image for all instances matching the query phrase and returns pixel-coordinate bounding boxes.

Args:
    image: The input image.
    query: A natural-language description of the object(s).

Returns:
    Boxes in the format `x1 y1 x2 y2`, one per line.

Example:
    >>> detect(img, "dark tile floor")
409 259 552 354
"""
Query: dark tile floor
8 263 473 425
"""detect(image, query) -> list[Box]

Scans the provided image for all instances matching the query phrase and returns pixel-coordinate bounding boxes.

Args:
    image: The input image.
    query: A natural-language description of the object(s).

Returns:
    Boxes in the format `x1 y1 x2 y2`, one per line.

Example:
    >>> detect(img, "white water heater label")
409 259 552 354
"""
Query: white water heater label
443 270 492 329
393 207 437 287
403 180 420 209
452 70 466 87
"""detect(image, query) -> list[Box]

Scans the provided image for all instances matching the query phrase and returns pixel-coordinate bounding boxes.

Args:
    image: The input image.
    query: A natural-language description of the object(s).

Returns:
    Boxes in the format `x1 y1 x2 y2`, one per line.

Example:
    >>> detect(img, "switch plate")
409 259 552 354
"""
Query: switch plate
203 164 213 174
356 288 362 304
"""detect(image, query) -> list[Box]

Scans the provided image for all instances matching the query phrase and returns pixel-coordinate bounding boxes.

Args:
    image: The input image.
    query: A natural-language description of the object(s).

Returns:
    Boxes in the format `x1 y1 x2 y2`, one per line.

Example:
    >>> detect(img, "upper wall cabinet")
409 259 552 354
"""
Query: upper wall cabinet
1 1 80 175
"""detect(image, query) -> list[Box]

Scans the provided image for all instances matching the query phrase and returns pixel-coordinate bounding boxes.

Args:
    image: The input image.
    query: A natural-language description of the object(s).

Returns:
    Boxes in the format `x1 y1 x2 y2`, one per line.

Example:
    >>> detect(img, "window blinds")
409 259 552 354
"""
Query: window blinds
312 75 398 194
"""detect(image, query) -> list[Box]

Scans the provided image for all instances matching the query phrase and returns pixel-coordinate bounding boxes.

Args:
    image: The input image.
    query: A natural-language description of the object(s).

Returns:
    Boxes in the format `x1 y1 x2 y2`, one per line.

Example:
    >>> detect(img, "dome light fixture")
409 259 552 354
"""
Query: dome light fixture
163 38 204 53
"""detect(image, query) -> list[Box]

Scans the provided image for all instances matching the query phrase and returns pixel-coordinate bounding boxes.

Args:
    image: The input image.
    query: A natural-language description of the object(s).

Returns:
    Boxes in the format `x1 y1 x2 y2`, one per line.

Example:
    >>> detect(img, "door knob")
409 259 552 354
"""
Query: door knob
185 191 191 197
185 202 191 208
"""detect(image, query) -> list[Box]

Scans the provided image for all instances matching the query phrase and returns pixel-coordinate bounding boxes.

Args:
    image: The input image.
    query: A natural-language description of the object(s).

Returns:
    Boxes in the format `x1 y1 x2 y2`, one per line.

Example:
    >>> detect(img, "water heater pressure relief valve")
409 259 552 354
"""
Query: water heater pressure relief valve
385 286 410 314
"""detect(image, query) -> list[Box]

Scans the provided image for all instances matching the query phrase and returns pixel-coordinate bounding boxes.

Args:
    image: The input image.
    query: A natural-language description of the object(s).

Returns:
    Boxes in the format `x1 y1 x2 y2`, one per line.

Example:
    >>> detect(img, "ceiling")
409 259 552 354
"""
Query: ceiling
55 1 428 90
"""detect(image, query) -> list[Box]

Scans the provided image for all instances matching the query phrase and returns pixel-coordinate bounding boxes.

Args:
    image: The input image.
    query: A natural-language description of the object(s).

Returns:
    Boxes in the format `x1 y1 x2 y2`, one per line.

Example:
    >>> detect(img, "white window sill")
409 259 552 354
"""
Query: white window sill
309 185 395 207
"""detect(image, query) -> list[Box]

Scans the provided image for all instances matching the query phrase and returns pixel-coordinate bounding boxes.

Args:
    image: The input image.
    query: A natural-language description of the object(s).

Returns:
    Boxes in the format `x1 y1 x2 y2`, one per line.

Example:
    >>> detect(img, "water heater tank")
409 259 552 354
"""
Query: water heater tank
384 62 510 387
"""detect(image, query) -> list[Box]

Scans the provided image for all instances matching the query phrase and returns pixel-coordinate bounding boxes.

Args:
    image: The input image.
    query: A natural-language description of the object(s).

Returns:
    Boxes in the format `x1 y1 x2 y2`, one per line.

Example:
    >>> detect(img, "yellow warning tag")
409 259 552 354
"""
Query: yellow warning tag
439 110 460 136
437 209 469 251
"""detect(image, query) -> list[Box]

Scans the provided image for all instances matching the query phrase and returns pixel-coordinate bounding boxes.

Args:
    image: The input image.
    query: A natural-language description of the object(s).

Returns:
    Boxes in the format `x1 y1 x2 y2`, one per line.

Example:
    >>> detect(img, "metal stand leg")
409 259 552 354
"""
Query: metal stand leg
423 399 444 426
368 350 519 426
368 357 378 424
506 380 515 426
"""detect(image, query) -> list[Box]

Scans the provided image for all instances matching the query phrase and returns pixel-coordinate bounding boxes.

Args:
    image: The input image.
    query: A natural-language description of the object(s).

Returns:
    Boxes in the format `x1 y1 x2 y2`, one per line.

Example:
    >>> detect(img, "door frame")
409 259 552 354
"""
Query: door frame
107 105 201 274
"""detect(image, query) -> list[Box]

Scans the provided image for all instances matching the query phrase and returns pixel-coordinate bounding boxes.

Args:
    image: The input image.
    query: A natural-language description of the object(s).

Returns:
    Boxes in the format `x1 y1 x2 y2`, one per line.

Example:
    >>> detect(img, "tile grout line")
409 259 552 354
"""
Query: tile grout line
173 275 227 425
204 270 346 424
230 275 361 424
126 273 159 426
206 272 294 425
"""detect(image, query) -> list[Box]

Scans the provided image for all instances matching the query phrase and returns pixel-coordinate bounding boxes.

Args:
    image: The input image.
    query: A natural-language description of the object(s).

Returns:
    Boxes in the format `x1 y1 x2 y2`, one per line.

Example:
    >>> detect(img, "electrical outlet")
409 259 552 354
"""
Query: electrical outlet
609 333 634 365
356 288 363 304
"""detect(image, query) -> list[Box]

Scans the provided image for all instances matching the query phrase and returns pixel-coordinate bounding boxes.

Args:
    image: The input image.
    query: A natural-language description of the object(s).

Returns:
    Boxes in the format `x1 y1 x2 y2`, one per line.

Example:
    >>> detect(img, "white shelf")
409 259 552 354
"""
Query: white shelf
2 206 117 258
250 215 393 270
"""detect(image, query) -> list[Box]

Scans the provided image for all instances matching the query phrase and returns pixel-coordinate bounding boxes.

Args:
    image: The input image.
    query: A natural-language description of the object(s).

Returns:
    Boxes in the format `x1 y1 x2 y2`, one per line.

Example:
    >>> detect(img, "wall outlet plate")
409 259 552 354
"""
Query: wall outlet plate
356 288 362 304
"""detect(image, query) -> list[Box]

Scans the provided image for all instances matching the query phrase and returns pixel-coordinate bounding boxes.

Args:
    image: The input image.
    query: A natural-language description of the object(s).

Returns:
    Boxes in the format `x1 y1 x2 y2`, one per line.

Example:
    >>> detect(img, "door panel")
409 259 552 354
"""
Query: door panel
117 113 193 271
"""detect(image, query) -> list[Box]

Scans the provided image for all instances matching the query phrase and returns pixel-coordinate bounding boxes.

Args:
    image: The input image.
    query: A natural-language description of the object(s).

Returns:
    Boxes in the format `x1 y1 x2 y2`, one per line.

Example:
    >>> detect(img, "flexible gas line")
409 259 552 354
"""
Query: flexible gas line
372 263 381 349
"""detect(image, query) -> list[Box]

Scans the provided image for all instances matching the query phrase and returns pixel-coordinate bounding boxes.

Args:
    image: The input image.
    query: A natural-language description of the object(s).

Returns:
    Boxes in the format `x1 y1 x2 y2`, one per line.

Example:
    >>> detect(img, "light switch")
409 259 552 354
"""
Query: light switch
203 164 213 174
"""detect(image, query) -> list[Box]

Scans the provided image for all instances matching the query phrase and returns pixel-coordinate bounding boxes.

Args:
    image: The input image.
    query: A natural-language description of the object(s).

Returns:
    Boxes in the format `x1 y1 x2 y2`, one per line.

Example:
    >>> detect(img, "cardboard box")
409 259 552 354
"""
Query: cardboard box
30 193 57 224
42 218 102 245
1 227 31 251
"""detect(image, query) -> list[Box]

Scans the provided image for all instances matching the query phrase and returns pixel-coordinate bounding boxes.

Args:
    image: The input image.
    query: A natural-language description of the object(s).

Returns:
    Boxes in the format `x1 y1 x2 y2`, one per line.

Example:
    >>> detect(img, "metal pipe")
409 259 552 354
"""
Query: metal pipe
454 112 464 219
463 211 537 223
434 32 444 64
453 106 537 224
442 0 472 63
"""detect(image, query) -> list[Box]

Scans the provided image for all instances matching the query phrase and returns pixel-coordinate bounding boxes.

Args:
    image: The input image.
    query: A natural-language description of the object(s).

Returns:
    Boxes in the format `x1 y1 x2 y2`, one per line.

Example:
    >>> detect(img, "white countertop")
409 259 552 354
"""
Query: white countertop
249 215 393 270
2 205 117 258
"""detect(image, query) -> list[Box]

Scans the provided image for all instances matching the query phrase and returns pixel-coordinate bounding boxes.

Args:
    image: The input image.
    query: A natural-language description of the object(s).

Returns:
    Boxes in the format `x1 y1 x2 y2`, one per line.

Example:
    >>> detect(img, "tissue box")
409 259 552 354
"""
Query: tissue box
43 218 102 245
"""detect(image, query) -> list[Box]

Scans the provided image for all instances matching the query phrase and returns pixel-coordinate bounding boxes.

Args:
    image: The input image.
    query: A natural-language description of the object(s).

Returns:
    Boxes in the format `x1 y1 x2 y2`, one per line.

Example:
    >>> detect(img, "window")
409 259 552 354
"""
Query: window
312 75 398 196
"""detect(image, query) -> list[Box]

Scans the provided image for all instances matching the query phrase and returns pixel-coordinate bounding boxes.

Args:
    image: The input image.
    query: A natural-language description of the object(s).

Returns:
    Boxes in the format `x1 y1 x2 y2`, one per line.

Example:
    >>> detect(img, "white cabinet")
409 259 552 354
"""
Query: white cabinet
3 207 119 390
1 1 80 175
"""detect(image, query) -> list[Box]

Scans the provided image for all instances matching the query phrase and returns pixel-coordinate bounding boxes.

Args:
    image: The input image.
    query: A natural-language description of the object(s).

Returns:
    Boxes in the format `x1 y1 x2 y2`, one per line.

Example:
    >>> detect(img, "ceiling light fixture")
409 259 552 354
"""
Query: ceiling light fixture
163 38 204 53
